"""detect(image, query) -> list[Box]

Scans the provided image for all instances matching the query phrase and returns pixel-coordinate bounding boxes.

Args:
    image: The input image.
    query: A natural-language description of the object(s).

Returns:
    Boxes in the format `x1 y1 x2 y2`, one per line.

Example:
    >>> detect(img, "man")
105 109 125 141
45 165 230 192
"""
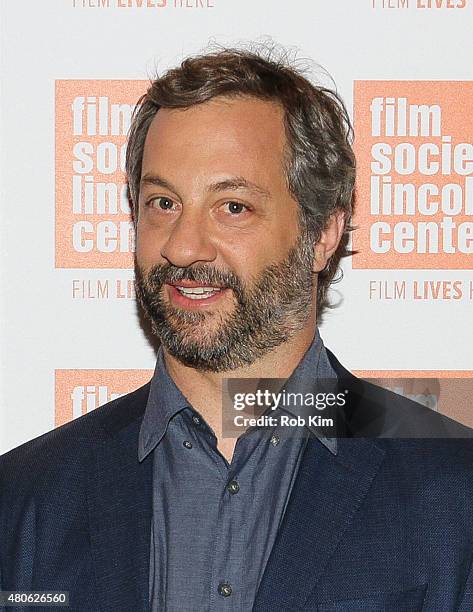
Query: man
1 47 473 612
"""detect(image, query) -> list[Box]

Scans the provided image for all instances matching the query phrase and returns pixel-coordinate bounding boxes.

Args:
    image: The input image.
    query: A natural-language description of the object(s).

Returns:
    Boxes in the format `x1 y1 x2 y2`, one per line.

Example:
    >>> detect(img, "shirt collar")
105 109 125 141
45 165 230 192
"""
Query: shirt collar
138 327 338 462
138 348 189 462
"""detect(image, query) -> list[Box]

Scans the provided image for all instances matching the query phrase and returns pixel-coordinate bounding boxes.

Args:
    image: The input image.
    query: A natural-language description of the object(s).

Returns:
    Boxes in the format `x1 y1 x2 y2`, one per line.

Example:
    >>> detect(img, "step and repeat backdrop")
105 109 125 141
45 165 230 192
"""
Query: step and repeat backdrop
1 0 472 453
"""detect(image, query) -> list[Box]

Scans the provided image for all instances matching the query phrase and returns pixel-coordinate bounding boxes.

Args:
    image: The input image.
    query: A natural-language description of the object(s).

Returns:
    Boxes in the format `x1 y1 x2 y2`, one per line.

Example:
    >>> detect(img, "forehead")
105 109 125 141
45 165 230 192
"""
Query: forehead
141 96 289 189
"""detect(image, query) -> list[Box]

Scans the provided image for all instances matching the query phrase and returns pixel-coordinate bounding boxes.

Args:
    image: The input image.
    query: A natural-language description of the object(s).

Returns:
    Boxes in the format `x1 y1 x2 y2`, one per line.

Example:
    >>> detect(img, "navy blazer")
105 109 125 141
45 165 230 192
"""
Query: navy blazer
1 348 473 612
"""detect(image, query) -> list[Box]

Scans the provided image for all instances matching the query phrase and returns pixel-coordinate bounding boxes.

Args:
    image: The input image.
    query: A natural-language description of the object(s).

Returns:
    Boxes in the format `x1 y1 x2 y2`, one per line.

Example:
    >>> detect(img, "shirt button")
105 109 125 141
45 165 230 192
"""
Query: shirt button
227 480 240 495
192 415 201 425
183 440 193 449
217 582 233 597
270 434 280 446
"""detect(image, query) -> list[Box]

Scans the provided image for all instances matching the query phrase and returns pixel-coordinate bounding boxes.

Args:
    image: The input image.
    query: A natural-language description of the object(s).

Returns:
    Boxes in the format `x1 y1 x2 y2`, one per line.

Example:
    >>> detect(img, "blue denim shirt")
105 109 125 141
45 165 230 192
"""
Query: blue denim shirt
138 328 337 611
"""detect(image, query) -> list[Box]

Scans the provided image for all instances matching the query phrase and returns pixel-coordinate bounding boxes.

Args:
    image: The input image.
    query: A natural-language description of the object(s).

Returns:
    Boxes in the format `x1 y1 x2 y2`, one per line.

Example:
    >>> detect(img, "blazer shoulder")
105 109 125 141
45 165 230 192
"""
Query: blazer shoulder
325 346 473 440
0 381 151 482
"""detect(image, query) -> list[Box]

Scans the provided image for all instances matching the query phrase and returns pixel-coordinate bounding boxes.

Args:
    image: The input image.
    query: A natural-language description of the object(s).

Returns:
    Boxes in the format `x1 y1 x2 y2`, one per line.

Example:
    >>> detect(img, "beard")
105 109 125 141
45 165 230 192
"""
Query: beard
134 228 316 372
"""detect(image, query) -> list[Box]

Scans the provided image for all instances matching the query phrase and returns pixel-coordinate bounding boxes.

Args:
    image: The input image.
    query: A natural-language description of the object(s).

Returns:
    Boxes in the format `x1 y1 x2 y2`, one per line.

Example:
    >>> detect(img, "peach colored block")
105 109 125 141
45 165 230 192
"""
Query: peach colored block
353 81 473 269
55 369 152 426
354 369 473 428
55 80 148 268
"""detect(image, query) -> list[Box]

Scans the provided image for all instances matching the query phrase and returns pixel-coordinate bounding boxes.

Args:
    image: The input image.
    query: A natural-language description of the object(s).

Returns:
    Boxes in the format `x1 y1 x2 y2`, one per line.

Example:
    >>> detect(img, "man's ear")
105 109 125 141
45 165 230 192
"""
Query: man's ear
312 210 345 273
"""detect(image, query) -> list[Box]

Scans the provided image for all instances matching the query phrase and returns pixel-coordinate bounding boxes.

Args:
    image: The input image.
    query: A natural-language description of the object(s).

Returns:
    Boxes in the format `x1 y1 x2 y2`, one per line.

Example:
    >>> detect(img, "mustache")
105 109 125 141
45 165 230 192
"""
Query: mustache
138 262 244 294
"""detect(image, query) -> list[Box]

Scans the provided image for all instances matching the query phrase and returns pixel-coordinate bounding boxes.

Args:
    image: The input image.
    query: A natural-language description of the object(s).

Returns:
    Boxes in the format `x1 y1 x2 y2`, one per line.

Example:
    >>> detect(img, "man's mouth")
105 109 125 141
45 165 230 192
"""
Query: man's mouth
166 281 228 307
174 285 223 300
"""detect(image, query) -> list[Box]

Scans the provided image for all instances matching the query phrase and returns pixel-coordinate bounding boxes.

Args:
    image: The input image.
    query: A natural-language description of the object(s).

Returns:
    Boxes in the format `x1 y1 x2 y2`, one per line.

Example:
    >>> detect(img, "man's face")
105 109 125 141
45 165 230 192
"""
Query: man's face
134 96 316 372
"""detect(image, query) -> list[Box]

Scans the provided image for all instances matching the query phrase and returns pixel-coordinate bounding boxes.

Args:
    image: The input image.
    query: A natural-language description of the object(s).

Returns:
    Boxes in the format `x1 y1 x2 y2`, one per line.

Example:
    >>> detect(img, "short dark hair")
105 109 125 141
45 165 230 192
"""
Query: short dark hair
126 46 356 317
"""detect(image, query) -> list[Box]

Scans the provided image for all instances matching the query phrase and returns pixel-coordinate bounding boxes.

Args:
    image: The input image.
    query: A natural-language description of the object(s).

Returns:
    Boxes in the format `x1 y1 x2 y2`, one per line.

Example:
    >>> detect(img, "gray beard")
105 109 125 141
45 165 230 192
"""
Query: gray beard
134 230 315 372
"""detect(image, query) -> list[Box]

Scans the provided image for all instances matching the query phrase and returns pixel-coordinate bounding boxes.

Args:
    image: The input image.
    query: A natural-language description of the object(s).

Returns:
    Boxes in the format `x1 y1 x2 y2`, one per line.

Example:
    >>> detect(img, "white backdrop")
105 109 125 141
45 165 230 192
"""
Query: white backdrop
1 0 472 453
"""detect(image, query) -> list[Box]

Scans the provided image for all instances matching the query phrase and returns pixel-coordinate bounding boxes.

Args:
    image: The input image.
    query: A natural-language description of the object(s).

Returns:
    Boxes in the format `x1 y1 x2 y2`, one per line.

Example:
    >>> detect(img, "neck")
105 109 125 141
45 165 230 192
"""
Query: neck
161 314 317 462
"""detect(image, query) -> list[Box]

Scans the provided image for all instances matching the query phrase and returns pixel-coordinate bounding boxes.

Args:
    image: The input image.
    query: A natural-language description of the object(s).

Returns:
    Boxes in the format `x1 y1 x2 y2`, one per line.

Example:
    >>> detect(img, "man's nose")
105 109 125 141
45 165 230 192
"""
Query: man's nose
160 208 217 267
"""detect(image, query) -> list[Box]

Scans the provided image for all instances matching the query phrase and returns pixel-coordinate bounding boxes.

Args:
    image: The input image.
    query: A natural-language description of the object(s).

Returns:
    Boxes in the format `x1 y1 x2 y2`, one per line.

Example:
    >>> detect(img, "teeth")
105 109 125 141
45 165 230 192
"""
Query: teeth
176 286 221 294
175 286 222 299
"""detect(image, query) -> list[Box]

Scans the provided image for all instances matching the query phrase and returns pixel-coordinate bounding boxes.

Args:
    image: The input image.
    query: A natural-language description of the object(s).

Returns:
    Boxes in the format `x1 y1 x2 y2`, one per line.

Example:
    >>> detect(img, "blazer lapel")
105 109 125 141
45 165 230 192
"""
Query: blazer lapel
253 434 385 611
87 385 153 612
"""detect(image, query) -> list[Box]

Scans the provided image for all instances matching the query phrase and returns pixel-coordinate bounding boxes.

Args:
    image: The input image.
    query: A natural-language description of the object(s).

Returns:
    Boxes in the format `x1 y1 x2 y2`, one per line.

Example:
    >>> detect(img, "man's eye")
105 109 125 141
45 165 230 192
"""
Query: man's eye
224 201 248 215
149 197 175 211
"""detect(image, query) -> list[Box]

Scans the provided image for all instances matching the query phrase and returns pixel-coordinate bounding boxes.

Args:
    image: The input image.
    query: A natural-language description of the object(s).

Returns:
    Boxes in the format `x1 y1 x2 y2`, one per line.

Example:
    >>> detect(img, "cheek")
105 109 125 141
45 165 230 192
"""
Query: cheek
135 223 165 266
220 241 271 283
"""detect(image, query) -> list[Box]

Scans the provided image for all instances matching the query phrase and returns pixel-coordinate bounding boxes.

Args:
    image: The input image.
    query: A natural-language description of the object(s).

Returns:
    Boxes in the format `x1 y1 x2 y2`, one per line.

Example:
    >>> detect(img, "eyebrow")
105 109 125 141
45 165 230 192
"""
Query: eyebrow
140 174 271 199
